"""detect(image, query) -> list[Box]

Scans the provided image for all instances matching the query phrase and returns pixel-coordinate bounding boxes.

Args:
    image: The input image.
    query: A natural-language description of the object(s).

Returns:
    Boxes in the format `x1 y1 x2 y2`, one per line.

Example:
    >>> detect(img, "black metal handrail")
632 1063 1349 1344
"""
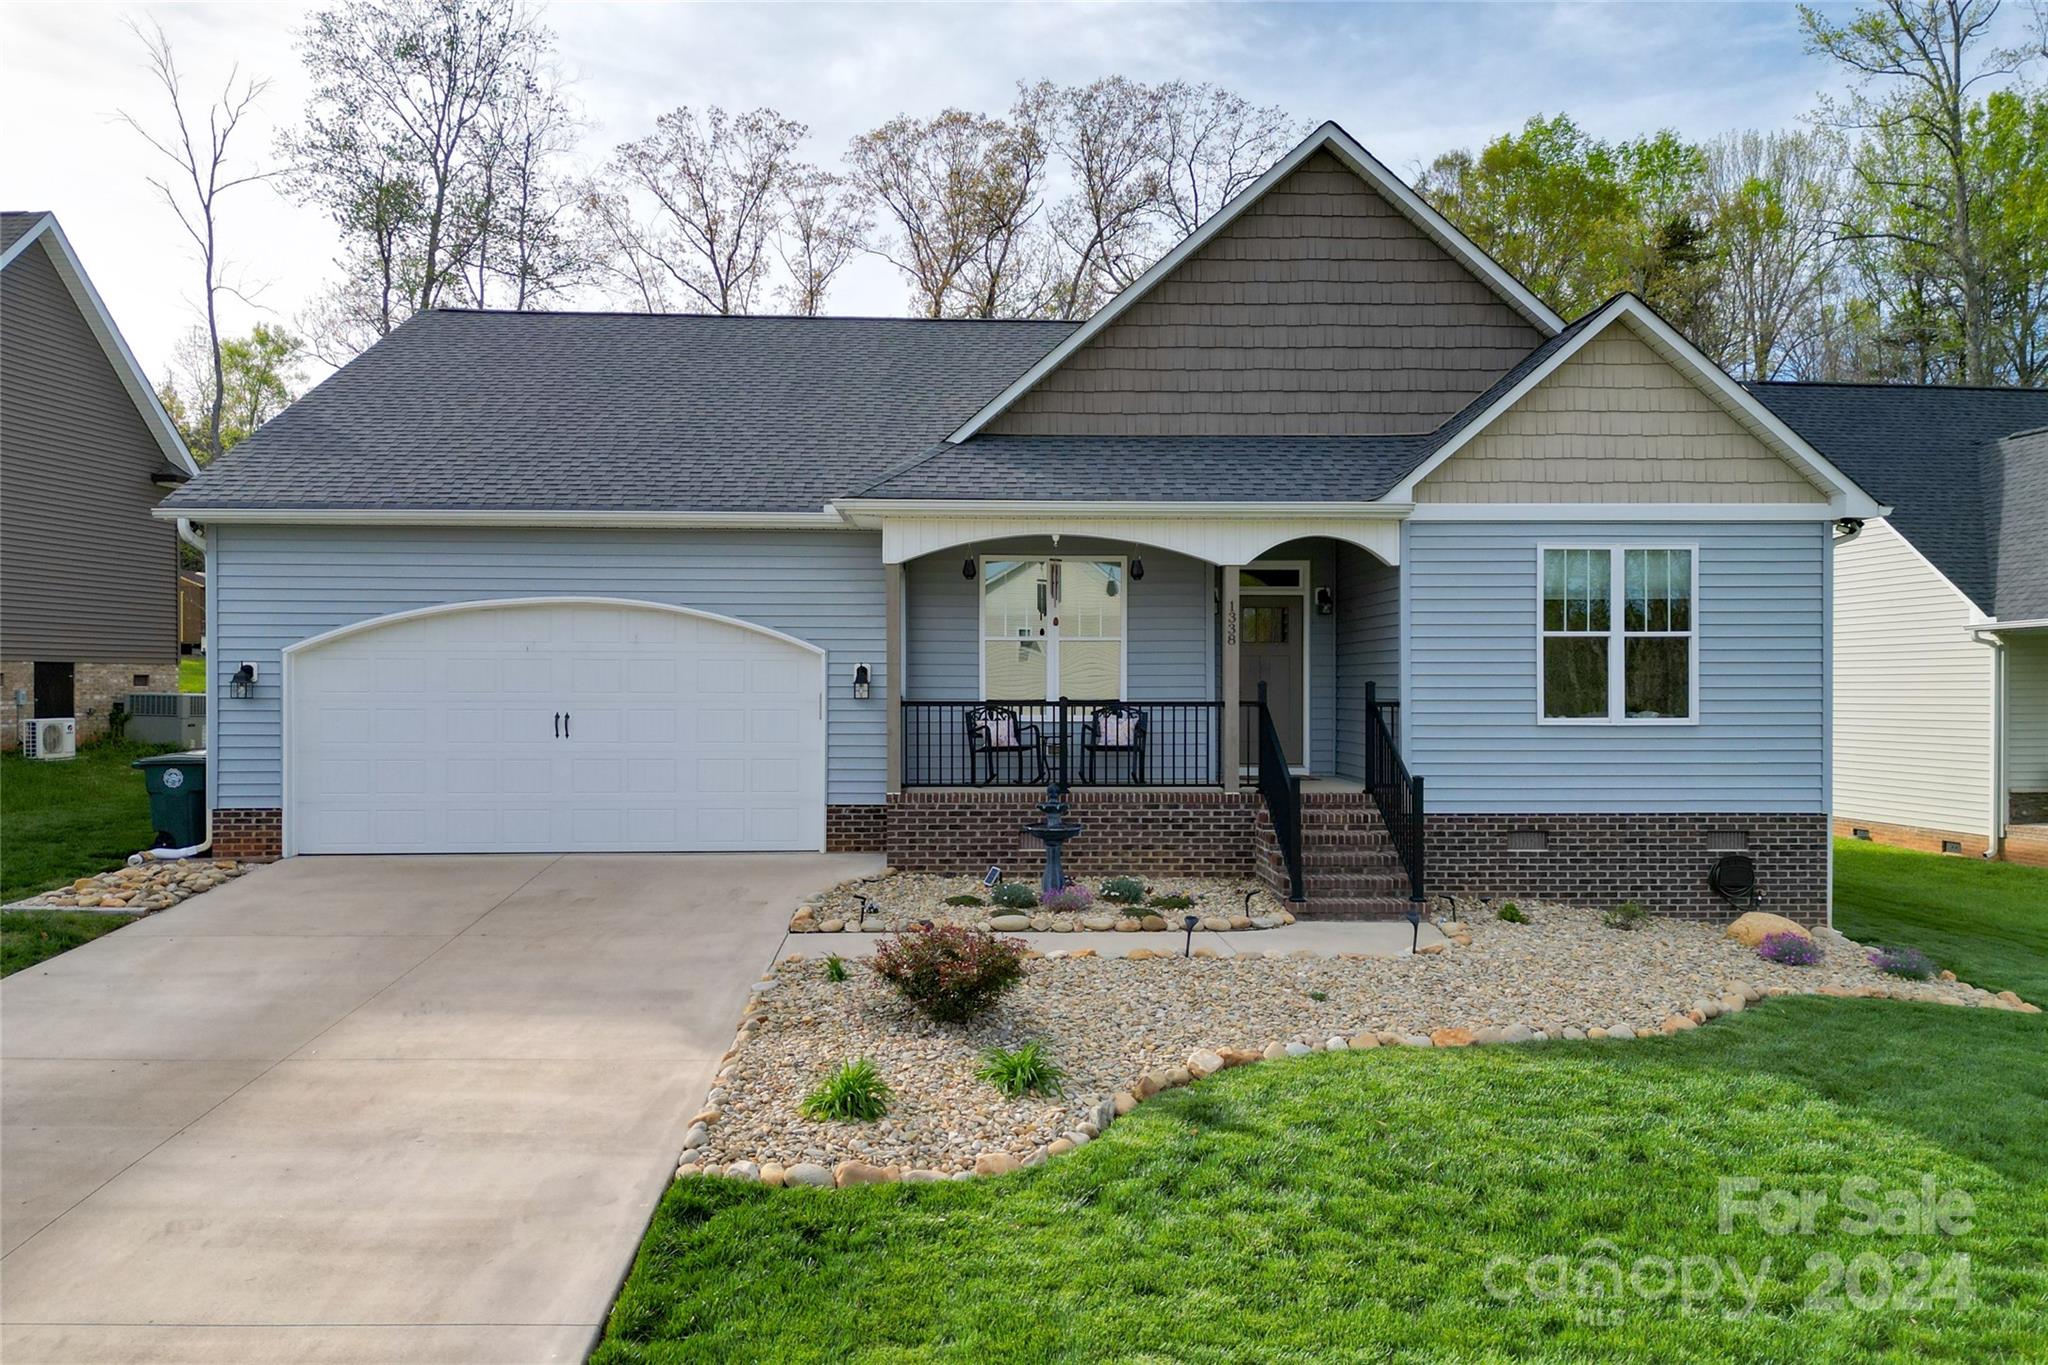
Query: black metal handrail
1253 682 1305 904
900 699 1223 787
1365 680 1425 902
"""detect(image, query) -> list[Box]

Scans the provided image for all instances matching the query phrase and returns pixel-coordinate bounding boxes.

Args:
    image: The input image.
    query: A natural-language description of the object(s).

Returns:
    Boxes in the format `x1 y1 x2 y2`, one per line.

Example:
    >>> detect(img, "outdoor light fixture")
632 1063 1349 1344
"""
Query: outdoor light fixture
852 663 871 700
230 662 259 699
1182 913 1199 958
1315 586 1335 615
1130 558 1144 581
1243 889 1257 918
858 895 876 927
962 558 977 579
1405 907 1422 954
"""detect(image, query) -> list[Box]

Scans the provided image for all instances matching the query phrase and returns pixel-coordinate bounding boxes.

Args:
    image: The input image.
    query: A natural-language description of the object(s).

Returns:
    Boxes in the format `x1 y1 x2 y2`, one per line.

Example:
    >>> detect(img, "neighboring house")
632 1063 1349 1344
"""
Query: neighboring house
1746 384 2048 868
179 570 205 655
2 211 199 747
160 123 1890 926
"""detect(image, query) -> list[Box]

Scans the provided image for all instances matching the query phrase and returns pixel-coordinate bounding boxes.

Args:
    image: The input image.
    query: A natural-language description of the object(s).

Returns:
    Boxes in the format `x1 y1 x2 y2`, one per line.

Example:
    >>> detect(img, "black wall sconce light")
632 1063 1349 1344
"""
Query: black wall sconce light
230 662 260 699
852 663 871 700
962 557 977 580
1129 558 1145 581
1315 586 1335 616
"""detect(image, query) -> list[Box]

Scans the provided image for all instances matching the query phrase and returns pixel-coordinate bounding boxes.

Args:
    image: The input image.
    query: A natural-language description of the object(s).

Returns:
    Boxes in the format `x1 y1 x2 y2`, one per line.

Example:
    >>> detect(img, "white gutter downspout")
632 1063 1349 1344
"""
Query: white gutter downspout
1970 629 2006 860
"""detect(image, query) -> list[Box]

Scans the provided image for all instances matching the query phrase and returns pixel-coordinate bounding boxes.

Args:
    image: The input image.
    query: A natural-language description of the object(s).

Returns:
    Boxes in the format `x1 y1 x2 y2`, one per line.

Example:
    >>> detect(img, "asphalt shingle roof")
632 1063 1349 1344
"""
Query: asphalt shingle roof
1745 382 2048 619
164 310 1076 513
1 211 50 254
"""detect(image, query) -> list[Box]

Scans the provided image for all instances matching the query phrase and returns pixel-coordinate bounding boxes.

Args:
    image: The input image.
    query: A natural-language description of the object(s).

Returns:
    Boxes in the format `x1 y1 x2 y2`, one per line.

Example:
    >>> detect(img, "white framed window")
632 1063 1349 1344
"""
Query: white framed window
1537 545 1697 724
979 556 1127 699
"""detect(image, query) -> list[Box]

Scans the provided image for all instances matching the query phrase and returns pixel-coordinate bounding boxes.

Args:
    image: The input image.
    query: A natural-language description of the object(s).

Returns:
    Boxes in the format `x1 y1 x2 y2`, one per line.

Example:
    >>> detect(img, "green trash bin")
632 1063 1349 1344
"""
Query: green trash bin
133 751 207 849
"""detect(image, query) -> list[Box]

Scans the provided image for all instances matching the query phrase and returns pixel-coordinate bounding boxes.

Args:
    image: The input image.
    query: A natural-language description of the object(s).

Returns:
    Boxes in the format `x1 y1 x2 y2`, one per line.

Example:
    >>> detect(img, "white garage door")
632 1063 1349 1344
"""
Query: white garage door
286 598 825 854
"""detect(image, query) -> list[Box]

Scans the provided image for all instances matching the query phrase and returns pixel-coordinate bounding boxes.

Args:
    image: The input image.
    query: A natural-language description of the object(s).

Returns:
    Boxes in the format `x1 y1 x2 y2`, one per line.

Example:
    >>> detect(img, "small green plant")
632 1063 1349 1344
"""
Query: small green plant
1100 876 1147 904
991 882 1039 910
1307 989 1328 1002
1496 902 1528 924
977 1041 1065 1098
822 953 848 982
800 1059 893 1122
944 893 987 907
1148 893 1194 911
1602 900 1651 931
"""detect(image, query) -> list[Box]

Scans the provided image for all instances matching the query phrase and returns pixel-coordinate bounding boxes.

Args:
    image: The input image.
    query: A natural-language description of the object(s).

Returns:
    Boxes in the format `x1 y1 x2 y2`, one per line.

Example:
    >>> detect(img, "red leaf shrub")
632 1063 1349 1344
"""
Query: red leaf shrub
870 923 1028 1023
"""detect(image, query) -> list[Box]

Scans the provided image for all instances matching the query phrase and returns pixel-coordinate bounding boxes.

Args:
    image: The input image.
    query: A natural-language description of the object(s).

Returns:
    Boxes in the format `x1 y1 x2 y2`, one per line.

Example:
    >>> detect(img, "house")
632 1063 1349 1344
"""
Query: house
1745 383 2048 867
2 211 199 747
158 122 1889 924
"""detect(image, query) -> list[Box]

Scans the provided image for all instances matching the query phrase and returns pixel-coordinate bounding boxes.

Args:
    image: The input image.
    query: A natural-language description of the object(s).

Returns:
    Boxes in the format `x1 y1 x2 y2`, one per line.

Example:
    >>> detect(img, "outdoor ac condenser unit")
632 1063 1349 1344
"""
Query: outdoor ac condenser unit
22 717 77 760
125 692 206 747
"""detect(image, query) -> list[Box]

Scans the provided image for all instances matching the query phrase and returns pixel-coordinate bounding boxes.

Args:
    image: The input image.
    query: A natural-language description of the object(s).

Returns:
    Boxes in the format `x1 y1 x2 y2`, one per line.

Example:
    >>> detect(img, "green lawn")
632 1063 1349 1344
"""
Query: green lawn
597 843 2048 1363
1834 838 2048 1002
179 656 205 693
1 738 174 904
1 909 138 976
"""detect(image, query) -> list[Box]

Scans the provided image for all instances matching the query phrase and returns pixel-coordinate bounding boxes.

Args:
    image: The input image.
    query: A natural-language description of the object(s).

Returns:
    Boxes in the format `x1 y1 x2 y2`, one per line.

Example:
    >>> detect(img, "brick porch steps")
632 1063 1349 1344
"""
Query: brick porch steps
1255 791 1417 920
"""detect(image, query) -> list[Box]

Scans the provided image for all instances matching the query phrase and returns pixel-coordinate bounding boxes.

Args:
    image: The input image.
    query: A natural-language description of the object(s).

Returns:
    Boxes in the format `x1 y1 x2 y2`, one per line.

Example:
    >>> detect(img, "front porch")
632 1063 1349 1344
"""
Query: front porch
880 532 1425 913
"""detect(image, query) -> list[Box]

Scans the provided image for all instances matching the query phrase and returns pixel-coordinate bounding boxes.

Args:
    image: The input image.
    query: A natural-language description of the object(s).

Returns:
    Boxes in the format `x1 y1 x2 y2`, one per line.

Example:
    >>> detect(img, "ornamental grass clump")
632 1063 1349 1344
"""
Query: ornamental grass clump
1757 931 1823 966
1043 883 1094 914
991 881 1039 910
1602 899 1651 931
1100 876 1147 904
870 923 1028 1023
1496 902 1529 924
1148 893 1194 911
978 1041 1065 1098
1869 944 1935 979
800 1059 892 1122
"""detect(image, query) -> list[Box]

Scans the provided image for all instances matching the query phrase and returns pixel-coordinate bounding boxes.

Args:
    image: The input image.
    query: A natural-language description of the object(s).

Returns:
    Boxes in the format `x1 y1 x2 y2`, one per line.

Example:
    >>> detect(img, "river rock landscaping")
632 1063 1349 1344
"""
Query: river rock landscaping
684 905 2035 1185
786 869 1290 935
6 858 250 914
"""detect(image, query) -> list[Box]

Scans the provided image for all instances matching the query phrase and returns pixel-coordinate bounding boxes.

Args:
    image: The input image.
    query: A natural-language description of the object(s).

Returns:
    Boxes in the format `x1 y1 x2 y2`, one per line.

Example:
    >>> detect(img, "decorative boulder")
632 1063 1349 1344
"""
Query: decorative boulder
1725 912 1812 947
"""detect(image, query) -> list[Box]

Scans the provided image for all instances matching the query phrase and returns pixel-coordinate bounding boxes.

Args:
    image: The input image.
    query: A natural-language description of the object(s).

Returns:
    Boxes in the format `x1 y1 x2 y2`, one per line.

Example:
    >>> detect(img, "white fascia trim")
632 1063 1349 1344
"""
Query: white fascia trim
836 497 1408 520
1981 617 2048 632
152 506 851 529
1410 502 1871 522
5 215 201 479
1385 296 1887 520
941 121 1564 445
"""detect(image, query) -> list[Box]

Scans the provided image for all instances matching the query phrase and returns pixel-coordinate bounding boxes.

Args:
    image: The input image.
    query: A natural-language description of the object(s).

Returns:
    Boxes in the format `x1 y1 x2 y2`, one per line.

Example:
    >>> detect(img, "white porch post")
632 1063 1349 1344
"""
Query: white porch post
884 560 905 794
1220 564 1242 792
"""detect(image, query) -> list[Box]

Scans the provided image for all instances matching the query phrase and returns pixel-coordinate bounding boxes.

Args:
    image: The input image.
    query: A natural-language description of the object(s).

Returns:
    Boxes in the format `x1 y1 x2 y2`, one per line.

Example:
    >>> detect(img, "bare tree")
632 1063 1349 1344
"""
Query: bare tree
592 106 806 315
1047 76 1167 317
1703 129 1852 378
467 64 584 308
1156 82 1300 235
1802 0 2031 380
774 168 869 316
118 19 271 463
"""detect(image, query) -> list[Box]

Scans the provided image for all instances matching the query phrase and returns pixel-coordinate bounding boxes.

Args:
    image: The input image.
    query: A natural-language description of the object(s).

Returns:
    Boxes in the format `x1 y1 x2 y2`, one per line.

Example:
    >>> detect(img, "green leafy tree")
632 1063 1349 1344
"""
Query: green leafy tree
157 323 305 463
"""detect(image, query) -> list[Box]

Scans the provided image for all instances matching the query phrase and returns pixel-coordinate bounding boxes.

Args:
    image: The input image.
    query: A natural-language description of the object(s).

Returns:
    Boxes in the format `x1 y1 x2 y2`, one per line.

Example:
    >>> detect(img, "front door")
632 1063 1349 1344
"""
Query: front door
1240 594 1304 765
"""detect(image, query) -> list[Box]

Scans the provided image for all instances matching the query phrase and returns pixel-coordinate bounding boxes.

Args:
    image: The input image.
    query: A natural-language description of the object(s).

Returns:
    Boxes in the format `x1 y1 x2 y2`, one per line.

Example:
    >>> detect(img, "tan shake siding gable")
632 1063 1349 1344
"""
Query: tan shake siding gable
984 151 1546 437
1 235 180 661
1416 323 1832 504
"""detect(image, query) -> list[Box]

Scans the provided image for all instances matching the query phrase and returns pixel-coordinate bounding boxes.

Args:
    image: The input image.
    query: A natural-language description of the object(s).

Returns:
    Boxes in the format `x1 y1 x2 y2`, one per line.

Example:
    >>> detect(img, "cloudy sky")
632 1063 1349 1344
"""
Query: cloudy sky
0 1 1978 384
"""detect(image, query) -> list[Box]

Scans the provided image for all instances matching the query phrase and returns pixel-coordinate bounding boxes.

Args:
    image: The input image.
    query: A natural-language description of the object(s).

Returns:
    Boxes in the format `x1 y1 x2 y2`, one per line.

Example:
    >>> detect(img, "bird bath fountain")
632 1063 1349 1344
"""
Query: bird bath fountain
1024 783 1083 895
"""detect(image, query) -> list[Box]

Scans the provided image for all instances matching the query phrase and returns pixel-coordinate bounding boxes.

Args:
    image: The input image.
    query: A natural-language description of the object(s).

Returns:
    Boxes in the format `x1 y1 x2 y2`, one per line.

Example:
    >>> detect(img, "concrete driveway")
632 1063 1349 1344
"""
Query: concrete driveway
1 851 873 1365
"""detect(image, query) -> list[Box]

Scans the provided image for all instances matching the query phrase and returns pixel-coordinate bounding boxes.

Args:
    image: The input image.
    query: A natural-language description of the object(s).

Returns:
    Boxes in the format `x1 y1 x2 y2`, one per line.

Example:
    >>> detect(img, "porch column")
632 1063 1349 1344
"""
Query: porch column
884 560 904 794
1220 563 1241 792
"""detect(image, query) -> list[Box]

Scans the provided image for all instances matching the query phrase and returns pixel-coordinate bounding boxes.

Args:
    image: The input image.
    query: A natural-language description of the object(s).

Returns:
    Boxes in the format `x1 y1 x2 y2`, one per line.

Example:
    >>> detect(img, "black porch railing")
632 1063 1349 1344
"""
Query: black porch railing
900 699 1224 787
1252 682 1305 904
1365 680 1425 902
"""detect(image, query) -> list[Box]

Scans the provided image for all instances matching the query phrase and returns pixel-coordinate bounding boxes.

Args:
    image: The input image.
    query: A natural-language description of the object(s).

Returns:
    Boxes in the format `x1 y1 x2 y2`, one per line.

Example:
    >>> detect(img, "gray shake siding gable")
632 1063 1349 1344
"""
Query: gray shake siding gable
208 526 886 809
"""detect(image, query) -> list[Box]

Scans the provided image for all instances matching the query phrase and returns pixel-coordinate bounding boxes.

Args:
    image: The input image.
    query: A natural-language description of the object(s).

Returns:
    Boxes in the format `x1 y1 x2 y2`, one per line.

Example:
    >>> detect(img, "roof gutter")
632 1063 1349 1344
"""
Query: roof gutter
151 506 853 529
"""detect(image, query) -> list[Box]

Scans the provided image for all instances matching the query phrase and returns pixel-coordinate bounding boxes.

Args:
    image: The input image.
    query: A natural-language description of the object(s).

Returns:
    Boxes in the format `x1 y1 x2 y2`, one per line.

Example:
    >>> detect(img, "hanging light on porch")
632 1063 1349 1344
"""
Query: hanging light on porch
962 558 977 580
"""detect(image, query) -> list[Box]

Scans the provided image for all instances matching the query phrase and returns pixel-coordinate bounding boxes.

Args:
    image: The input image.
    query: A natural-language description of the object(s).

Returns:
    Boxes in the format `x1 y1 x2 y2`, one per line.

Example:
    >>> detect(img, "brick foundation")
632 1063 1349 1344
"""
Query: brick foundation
885 788 1260 879
1429 812 1831 926
212 808 282 861
0 659 181 749
1831 816 1988 859
826 803 886 853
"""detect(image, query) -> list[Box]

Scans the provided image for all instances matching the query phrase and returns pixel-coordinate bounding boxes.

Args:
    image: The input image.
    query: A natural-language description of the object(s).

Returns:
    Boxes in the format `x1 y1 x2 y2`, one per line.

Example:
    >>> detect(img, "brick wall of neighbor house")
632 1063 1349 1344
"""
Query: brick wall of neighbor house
1831 817 1990 859
885 789 1260 878
1427 813 1831 926
0 659 179 749
826 804 886 854
212 809 282 861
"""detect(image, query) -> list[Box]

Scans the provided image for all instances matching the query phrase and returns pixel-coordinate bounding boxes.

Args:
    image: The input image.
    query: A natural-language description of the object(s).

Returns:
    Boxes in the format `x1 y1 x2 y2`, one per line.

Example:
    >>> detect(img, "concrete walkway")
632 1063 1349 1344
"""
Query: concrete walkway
779 917 1449 958
1 851 876 1365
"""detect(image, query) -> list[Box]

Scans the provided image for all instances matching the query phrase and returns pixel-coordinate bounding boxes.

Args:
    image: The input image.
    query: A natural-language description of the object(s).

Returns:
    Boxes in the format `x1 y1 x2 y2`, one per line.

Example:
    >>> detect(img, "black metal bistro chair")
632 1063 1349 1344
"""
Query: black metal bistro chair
966 704 1047 785
1081 702 1148 785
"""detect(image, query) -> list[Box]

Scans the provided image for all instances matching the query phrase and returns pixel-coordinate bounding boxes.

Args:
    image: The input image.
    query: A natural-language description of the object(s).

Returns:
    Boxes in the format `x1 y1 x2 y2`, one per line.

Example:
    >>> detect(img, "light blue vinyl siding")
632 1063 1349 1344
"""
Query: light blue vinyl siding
1405 519 1828 812
209 525 886 808
1334 543 1400 779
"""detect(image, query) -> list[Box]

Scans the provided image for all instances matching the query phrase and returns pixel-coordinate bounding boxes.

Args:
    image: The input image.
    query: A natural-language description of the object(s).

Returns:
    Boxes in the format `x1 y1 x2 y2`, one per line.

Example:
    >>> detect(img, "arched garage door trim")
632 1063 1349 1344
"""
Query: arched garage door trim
282 596 827 857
